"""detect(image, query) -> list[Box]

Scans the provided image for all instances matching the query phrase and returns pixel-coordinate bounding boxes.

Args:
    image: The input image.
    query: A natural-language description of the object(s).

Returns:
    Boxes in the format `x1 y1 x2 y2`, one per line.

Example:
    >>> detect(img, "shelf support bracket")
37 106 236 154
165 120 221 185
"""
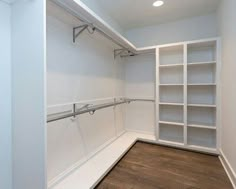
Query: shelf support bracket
114 49 127 59
73 24 89 43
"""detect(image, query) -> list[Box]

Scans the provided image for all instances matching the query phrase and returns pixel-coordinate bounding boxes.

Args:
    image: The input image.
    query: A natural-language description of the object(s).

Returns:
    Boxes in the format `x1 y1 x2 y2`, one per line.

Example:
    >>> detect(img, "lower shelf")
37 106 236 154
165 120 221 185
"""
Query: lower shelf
187 127 216 149
159 123 184 144
49 132 156 189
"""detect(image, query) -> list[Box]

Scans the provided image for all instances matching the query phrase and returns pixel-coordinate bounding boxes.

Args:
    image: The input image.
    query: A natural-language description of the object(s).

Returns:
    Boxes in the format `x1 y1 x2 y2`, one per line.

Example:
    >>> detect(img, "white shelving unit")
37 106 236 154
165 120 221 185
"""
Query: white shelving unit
156 38 220 154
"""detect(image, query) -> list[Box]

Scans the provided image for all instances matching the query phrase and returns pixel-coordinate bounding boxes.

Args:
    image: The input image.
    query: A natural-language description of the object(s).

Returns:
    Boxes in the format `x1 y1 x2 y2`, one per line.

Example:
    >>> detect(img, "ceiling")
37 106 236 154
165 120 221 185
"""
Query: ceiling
96 0 220 30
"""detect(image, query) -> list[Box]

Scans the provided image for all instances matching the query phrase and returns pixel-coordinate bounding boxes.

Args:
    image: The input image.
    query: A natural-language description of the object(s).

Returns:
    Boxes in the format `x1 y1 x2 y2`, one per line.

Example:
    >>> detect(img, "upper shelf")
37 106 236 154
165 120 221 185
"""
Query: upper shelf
52 0 156 55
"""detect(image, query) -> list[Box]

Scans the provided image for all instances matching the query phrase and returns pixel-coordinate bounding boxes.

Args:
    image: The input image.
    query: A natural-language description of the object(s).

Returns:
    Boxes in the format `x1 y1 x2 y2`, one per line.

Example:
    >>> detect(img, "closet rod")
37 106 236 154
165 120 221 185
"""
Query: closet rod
47 98 154 123
47 99 129 123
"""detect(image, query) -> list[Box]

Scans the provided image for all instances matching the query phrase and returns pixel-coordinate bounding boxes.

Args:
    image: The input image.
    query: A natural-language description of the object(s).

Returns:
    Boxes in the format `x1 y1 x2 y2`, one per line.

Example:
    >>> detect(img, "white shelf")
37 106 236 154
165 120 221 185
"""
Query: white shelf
159 84 184 86
52 0 156 55
159 121 184 126
187 61 216 66
187 83 217 86
159 63 183 68
158 139 184 146
159 102 184 106
188 124 216 130
187 104 216 108
157 39 219 153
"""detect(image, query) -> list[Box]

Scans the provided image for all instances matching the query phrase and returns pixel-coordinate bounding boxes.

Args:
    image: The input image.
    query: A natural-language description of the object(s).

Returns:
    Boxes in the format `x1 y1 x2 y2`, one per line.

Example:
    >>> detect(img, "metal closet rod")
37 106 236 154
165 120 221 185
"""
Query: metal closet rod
47 98 154 123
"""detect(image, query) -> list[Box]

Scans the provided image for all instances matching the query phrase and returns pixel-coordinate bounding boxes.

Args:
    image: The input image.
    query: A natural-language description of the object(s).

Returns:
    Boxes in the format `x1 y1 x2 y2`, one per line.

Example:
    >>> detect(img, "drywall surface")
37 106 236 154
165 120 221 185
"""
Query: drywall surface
0 2 12 189
11 0 47 189
218 0 236 180
47 2 125 183
126 13 218 47
124 54 155 134
80 0 124 35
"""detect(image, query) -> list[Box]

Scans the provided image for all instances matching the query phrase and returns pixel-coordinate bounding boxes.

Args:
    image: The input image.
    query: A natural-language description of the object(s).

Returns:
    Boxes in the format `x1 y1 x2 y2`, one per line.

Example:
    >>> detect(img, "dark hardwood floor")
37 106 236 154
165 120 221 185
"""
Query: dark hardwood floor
95 142 233 189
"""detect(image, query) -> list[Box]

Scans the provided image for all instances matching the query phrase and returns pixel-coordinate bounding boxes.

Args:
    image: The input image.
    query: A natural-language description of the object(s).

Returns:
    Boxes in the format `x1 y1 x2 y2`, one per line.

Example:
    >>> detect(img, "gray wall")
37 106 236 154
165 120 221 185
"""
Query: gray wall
126 13 218 47
0 1 12 189
218 0 236 184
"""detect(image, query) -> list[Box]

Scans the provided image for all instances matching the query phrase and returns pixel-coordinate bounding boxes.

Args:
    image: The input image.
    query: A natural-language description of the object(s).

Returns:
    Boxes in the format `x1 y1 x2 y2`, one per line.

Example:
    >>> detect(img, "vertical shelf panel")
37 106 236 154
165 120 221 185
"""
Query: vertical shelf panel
184 43 187 145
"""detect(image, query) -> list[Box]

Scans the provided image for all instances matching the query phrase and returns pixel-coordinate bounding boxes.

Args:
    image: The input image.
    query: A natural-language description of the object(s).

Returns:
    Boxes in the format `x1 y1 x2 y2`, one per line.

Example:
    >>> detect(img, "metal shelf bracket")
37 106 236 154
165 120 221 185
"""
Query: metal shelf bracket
73 24 91 43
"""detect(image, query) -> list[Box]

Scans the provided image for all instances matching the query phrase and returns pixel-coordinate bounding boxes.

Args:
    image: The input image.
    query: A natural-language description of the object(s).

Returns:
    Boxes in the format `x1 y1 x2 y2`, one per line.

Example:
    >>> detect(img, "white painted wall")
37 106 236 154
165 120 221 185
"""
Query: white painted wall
218 0 236 183
124 54 155 134
47 2 125 184
126 13 218 47
11 0 47 189
0 2 12 189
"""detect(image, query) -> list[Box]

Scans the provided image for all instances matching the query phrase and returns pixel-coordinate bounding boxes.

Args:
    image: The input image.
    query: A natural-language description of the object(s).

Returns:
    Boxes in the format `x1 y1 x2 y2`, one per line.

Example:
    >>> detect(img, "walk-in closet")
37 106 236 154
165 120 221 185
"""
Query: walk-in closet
1 0 236 189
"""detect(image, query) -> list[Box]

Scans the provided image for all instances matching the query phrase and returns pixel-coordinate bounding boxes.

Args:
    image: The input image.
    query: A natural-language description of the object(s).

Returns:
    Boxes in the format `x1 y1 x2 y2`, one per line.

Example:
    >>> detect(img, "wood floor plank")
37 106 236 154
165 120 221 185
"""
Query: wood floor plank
95 142 233 189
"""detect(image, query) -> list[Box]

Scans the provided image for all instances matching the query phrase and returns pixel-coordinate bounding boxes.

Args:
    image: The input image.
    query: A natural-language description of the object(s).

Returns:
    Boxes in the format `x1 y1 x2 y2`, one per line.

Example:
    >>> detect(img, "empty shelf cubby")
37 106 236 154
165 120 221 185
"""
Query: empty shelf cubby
187 106 216 127
187 41 216 63
159 45 184 66
187 63 216 84
187 127 216 149
160 85 184 104
159 104 184 124
159 66 183 84
159 124 184 144
187 85 216 105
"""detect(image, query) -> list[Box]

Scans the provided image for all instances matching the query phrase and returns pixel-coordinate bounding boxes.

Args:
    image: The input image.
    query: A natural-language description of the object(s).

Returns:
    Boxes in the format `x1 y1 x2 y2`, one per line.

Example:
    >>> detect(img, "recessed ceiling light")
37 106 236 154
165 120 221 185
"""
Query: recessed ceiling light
153 0 164 7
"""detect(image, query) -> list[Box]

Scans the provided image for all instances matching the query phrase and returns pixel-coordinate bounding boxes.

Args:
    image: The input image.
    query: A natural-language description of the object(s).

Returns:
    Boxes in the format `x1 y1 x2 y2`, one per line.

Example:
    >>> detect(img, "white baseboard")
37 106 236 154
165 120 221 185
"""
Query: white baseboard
219 149 236 189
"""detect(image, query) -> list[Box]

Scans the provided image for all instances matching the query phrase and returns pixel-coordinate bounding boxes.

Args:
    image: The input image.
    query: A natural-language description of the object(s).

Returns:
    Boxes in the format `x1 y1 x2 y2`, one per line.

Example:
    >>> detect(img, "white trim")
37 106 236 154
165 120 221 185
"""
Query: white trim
219 149 236 189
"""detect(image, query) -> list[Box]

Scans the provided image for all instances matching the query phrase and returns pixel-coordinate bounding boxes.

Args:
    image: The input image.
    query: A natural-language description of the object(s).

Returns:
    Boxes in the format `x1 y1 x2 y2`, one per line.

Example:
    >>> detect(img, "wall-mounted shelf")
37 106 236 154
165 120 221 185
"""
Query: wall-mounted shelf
52 0 156 56
187 104 216 108
187 61 216 66
188 124 216 130
159 63 183 68
159 84 184 86
188 83 217 86
159 121 184 126
159 102 184 106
